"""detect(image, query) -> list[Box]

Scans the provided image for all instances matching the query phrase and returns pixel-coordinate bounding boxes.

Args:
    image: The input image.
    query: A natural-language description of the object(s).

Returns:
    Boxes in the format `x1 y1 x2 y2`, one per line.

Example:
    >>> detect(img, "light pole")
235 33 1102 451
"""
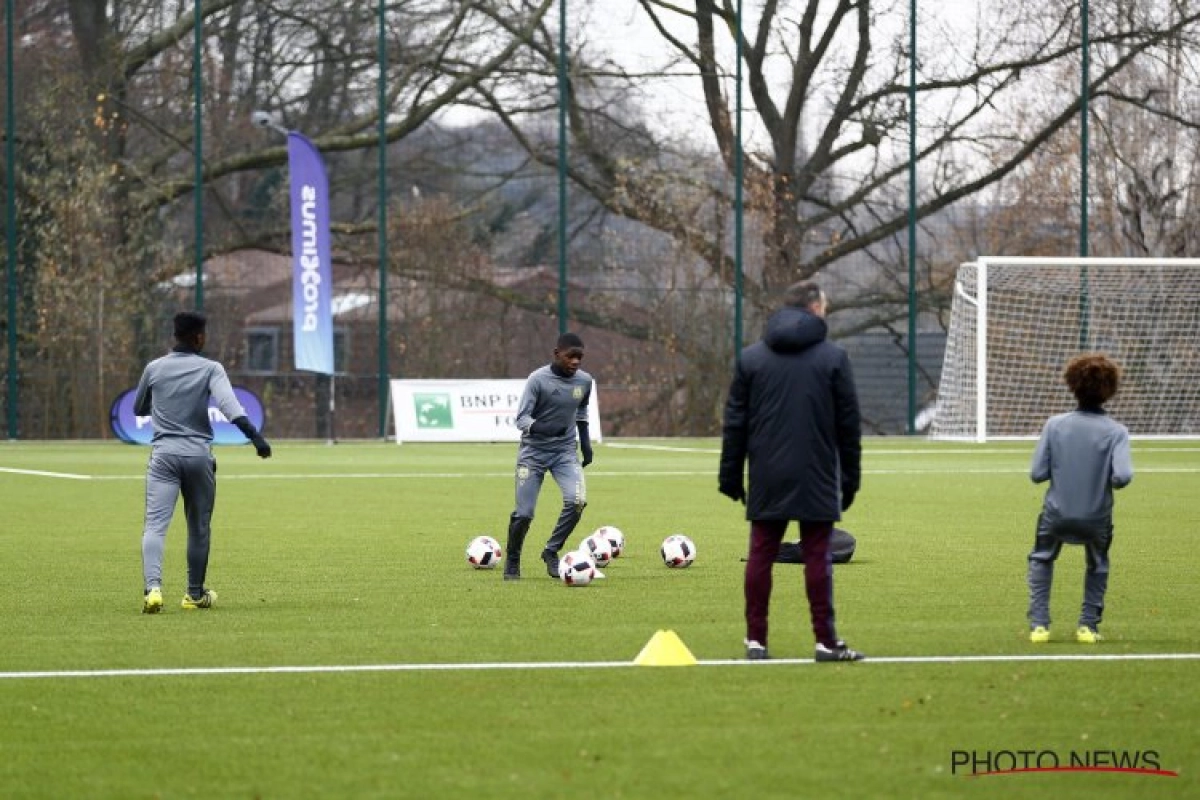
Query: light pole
907 0 918 434
5 0 17 438
193 0 204 310
377 0 390 439
556 0 568 335
1079 0 1091 349
734 0 743 359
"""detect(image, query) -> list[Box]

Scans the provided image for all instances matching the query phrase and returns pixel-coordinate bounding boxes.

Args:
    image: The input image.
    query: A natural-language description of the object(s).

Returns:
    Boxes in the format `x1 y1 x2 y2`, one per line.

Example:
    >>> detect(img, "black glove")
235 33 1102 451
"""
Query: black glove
577 421 593 467
233 416 272 459
251 434 272 459
529 418 567 437
841 484 857 511
719 482 746 504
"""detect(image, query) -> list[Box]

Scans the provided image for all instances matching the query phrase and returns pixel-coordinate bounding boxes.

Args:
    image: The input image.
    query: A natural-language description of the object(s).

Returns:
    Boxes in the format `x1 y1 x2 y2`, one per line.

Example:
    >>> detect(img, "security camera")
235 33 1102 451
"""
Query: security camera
251 110 276 129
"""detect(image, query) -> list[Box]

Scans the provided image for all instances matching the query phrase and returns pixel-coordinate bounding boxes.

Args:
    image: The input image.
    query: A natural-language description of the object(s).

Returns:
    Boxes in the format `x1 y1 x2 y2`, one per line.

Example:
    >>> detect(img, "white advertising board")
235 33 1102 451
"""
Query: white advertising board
390 379 602 443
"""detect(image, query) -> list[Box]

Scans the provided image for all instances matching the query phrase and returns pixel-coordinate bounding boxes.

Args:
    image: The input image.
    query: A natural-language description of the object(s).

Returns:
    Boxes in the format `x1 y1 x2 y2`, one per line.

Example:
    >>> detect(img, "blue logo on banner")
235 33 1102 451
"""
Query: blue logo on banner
109 386 266 445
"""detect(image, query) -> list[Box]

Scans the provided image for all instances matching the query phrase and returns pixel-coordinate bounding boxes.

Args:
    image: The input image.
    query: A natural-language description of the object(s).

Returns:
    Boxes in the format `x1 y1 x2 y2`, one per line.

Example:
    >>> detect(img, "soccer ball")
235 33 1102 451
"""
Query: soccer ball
465 535 503 569
581 531 614 568
558 549 597 586
661 534 696 568
593 525 625 559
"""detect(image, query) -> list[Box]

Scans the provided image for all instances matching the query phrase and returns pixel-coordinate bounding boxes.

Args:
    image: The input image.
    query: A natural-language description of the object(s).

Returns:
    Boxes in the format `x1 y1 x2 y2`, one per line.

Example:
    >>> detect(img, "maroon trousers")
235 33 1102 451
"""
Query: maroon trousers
744 519 837 649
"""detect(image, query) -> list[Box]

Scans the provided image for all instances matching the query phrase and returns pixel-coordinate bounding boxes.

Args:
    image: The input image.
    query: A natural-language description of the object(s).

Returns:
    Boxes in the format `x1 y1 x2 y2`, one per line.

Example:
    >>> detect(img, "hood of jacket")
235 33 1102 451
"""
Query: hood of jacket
762 306 827 354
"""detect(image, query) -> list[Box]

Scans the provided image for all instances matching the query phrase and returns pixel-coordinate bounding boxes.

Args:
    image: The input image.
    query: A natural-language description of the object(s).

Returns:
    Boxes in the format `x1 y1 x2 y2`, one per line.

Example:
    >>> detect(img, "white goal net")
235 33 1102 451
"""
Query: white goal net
931 256 1200 440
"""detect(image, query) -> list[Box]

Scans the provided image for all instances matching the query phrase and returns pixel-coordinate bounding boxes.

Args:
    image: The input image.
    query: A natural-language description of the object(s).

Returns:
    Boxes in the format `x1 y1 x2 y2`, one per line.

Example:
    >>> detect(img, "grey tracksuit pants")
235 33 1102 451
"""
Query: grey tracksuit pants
513 445 587 558
141 452 217 596
1027 512 1112 630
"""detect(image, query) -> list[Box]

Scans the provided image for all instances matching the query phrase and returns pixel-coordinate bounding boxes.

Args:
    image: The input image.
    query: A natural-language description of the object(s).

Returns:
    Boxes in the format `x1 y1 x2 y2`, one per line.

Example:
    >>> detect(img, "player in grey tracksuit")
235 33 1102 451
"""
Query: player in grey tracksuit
502 332 594 580
1027 353 1132 641
135 311 272 612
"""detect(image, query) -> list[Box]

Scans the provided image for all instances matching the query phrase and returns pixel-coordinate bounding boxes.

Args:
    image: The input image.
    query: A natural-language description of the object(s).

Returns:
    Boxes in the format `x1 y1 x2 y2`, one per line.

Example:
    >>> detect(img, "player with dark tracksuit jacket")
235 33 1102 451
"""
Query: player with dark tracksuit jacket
720 281 864 662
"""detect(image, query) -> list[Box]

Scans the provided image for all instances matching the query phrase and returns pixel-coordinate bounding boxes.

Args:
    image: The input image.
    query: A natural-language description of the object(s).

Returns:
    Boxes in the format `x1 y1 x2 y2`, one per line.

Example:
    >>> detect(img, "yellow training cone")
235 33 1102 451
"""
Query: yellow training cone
633 629 697 666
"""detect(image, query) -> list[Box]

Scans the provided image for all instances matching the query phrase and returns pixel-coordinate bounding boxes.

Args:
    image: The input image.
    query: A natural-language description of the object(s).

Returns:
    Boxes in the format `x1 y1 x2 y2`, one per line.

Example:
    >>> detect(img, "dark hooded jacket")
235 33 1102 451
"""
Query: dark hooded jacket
719 306 862 521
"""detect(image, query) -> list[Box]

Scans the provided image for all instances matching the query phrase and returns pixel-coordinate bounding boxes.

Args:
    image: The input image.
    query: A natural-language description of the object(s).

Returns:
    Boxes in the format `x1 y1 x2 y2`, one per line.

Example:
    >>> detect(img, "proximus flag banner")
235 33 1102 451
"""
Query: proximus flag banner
288 132 334 374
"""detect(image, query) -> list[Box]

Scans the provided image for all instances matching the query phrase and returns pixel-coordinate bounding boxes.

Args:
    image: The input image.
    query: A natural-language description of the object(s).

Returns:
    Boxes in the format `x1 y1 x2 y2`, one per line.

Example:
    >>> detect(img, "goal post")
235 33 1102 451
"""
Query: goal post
930 256 1200 441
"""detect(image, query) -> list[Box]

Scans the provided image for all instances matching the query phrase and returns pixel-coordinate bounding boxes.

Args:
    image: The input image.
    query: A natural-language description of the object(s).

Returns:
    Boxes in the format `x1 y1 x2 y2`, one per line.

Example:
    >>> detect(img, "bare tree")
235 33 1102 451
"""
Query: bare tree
390 0 1198 432
11 0 1200 437
941 0 1200 259
1084 0 1200 255
5 0 557 436
476 1 1200 315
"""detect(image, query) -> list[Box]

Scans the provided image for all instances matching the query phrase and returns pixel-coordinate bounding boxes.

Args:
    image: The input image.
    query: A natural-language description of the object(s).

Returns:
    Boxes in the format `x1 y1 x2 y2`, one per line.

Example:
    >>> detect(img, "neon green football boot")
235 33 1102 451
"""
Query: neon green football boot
181 589 217 610
142 587 163 614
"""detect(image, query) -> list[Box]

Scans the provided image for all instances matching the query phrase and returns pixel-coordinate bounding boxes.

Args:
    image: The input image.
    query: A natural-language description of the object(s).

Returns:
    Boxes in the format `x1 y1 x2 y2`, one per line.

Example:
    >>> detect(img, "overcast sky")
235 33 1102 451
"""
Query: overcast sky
571 0 985 149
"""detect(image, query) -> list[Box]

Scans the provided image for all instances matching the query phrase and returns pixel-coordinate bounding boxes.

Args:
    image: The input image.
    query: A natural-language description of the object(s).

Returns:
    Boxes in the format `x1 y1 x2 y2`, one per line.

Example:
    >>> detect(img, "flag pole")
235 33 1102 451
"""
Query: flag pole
328 373 336 445
255 113 337 441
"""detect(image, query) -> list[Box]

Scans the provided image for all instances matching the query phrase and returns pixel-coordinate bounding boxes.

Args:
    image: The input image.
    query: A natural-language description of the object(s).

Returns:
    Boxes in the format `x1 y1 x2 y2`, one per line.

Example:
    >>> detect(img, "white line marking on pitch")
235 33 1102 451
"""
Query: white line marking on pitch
74 466 1200 482
0 467 91 480
605 442 720 454
606 442 1200 456
84 471 727 481
3 652 1198 680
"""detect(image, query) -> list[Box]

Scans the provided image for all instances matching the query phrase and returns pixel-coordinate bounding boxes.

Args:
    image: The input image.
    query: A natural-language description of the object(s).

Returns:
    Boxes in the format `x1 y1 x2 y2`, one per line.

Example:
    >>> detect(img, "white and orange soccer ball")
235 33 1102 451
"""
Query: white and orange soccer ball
465 535 503 569
558 549 597 586
660 534 696 568
593 525 625 560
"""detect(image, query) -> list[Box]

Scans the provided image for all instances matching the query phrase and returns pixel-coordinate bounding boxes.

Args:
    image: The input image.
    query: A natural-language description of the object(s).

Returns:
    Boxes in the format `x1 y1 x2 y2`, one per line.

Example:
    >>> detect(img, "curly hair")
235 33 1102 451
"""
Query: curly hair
1063 353 1121 408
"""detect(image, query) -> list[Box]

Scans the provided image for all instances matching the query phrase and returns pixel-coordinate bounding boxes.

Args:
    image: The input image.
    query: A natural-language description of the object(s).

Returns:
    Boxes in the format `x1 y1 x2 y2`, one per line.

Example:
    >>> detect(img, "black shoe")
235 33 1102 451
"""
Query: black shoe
505 516 531 570
814 641 865 662
544 555 560 579
503 556 521 581
745 640 769 661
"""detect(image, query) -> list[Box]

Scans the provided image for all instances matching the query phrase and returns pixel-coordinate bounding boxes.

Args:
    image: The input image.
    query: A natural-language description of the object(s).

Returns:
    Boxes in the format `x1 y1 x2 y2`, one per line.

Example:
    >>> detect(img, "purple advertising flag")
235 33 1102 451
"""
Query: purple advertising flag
288 132 334 374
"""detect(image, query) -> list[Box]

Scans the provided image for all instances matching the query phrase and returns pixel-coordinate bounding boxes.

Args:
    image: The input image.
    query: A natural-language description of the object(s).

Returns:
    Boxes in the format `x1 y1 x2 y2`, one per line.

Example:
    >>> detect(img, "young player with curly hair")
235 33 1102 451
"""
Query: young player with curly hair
1027 353 1133 644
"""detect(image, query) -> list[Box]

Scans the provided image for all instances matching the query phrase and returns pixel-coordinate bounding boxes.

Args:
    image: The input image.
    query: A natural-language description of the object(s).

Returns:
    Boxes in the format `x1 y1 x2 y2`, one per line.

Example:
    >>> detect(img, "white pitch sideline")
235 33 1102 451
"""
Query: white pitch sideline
0 467 92 480
3 652 1199 681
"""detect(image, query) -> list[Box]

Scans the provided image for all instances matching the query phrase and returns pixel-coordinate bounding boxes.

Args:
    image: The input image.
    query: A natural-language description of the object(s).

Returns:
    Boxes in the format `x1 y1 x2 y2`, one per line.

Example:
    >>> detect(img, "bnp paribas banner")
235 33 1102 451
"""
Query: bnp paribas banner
390 379 603 443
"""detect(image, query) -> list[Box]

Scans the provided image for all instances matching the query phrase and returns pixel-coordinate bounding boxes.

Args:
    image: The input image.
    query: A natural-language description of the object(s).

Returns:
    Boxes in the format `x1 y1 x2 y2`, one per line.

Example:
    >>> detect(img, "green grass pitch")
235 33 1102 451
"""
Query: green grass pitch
0 438 1197 799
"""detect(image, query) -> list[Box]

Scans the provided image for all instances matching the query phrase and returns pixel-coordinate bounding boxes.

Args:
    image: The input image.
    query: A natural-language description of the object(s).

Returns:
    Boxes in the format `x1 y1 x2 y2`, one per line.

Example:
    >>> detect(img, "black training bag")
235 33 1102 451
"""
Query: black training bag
775 528 857 564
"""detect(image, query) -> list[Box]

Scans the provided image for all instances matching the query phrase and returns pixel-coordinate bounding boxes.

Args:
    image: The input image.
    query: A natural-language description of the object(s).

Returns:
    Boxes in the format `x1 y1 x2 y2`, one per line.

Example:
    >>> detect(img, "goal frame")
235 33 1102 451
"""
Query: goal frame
934 255 1200 442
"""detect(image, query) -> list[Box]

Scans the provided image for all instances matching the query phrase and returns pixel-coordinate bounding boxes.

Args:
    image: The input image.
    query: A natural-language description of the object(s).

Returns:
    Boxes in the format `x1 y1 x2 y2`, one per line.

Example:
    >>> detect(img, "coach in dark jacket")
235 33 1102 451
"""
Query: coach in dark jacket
719 281 864 663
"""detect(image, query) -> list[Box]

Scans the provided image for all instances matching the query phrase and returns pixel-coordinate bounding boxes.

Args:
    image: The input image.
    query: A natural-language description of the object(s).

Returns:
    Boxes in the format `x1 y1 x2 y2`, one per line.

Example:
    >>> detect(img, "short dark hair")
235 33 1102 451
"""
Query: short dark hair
174 311 207 341
1064 353 1121 407
556 332 584 350
784 281 823 309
